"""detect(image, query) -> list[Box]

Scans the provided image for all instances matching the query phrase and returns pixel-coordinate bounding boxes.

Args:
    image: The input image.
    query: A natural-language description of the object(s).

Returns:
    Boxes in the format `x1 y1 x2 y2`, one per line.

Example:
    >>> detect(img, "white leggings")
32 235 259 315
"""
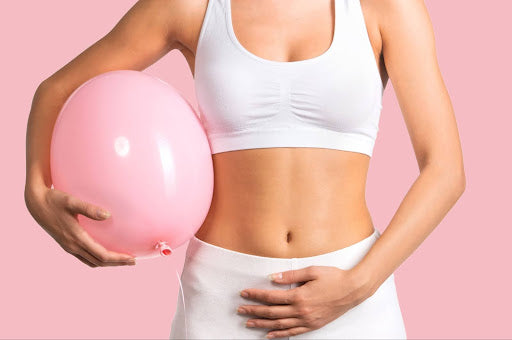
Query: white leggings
170 228 407 339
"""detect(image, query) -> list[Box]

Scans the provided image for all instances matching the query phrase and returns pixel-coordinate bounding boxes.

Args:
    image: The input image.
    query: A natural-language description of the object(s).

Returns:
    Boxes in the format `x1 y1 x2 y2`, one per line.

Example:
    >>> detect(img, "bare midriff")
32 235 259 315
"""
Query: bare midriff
194 147 376 258
182 0 385 259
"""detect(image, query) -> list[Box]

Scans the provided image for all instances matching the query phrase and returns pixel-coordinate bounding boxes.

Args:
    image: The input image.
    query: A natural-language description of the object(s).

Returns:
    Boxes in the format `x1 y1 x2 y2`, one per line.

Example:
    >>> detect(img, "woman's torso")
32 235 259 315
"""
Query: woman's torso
176 0 388 258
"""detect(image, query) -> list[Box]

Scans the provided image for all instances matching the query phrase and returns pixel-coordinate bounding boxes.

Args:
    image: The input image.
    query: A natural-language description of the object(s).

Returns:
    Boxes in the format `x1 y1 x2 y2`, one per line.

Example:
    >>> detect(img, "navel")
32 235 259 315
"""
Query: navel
286 231 292 243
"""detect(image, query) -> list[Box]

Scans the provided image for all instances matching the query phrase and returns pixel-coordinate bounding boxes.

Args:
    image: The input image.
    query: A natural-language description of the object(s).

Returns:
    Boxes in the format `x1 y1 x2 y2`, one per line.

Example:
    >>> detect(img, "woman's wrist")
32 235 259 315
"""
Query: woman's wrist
348 264 378 301
24 177 50 208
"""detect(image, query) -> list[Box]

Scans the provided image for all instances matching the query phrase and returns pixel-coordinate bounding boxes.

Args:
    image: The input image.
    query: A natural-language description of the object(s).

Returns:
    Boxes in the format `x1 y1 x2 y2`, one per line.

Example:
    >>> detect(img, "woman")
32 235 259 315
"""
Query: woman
24 0 465 339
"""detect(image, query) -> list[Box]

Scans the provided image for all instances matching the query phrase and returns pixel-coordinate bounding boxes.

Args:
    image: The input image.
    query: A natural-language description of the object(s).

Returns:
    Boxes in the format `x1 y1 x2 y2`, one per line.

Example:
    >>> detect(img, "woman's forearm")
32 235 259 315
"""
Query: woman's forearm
353 164 466 296
25 79 69 200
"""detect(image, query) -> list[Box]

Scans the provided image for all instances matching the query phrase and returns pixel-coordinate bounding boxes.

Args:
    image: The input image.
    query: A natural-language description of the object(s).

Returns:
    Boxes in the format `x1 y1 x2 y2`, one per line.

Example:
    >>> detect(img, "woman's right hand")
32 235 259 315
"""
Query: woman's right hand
24 1 192 267
25 185 136 268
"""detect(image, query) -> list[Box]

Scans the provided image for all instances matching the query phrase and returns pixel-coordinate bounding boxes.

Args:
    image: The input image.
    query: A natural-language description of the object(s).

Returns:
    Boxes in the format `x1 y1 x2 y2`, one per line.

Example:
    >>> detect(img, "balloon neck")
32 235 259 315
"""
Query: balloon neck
155 241 173 256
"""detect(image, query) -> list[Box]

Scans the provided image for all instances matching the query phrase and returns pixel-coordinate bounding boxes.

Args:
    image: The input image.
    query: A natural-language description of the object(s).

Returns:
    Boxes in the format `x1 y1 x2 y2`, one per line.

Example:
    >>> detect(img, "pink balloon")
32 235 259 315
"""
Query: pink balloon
50 70 214 259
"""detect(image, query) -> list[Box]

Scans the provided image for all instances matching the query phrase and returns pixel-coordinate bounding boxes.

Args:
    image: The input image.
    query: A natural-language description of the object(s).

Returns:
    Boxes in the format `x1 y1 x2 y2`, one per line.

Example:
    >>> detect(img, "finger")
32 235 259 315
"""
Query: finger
240 288 300 305
238 304 299 319
62 242 102 267
74 246 109 267
77 245 134 266
246 317 302 331
71 221 136 265
74 253 98 268
65 195 111 220
269 266 319 284
266 326 311 339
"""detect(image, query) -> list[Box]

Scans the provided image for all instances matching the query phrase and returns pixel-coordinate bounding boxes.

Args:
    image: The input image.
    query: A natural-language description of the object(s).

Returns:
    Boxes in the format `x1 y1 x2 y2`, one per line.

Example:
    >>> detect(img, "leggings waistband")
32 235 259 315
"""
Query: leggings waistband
185 228 381 270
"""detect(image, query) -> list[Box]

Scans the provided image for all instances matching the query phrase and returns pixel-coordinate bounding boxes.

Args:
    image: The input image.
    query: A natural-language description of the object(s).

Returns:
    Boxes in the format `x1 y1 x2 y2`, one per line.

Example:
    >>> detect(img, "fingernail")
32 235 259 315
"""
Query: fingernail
97 210 111 218
240 290 248 297
268 272 282 281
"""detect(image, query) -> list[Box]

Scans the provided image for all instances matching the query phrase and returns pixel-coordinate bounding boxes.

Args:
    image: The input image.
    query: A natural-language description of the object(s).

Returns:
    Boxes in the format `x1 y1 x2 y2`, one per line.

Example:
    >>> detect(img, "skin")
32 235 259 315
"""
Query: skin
24 0 466 338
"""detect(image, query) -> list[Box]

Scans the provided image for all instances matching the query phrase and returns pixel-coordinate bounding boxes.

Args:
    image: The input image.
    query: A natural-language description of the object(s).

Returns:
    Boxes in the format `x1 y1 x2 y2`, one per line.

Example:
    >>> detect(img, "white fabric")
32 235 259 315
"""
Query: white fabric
169 228 407 339
194 0 384 157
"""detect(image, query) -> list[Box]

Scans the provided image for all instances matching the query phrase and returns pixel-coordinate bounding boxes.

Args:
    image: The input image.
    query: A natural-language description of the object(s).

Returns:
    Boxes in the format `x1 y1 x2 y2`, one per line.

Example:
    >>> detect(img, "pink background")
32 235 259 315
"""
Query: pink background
1 0 510 339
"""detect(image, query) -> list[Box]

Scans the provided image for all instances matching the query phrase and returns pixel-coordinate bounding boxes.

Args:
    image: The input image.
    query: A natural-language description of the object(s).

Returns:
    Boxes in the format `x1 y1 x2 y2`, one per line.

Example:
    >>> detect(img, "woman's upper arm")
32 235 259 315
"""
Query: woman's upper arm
42 0 186 95
377 0 465 179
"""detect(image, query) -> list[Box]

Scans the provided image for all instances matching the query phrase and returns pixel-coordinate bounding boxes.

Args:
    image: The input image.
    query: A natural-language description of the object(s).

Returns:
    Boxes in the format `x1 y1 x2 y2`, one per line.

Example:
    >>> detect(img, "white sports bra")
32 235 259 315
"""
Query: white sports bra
194 0 383 157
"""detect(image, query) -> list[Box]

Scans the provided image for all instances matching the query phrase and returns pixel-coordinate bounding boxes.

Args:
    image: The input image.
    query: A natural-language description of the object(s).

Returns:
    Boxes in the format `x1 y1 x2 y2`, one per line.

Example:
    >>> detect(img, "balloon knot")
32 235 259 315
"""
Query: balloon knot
155 240 173 256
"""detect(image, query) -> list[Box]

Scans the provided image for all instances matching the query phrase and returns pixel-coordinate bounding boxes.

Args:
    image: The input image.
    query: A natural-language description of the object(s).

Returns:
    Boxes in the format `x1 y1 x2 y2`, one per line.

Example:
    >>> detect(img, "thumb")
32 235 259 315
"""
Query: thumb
268 266 319 284
66 196 111 221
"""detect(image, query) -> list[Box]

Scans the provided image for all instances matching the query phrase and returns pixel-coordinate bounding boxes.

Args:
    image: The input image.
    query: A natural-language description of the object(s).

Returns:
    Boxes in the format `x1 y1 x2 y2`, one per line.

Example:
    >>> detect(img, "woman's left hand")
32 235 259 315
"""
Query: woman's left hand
237 265 373 339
